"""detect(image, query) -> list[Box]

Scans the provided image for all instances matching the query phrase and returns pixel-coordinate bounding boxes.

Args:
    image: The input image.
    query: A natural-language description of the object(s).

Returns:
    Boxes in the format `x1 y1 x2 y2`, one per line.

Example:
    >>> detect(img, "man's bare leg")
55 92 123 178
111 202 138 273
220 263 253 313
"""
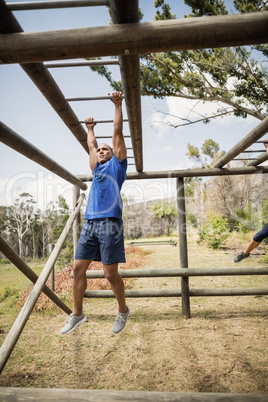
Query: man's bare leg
60 259 91 334
233 239 261 263
102 263 127 314
72 259 92 316
244 239 261 256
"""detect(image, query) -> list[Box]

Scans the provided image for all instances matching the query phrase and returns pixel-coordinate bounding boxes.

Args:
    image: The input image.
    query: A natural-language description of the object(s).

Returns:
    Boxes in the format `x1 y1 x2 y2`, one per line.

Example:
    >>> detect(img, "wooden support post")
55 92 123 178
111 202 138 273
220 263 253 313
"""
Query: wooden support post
72 186 81 258
177 177 190 318
0 194 85 375
48 243 55 291
109 0 143 172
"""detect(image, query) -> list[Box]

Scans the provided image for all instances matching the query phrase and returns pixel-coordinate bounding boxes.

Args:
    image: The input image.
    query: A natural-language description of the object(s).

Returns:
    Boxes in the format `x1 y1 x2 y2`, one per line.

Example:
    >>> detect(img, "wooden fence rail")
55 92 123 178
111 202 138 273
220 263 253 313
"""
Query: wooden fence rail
0 387 268 401
83 267 268 278
81 266 268 299
84 287 268 298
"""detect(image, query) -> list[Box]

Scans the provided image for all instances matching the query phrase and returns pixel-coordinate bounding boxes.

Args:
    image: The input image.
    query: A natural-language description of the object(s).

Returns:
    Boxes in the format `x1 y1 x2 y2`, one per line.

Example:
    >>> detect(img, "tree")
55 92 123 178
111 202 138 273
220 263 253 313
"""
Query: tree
184 139 222 202
185 138 262 227
186 138 222 168
50 195 71 242
5 193 36 257
198 210 230 249
50 195 73 264
151 201 177 235
90 1 268 127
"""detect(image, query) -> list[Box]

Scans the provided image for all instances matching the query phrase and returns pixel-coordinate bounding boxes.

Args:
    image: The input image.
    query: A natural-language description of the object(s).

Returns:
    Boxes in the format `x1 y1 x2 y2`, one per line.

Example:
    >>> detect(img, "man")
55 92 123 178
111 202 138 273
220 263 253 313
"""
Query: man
233 139 268 263
61 91 129 334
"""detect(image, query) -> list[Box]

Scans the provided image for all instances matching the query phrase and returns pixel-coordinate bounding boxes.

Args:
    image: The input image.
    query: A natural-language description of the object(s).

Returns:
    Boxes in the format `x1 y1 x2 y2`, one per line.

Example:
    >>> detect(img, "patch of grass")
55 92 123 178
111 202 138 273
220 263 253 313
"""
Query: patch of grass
0 238 267 393
0 260 51 294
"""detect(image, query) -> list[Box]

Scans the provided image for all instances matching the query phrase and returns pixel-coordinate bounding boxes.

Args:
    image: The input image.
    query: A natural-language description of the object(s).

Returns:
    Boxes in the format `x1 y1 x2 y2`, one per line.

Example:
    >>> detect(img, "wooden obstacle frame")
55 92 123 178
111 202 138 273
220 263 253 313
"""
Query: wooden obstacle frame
0 0 268 399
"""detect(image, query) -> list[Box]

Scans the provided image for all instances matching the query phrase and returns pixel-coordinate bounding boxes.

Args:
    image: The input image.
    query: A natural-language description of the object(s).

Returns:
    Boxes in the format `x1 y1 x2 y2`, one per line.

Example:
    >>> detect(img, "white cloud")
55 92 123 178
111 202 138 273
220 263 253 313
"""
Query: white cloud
165 96 258 129
162 145 173 154
162 160 193 171
0 171 89 210
122 178 177 204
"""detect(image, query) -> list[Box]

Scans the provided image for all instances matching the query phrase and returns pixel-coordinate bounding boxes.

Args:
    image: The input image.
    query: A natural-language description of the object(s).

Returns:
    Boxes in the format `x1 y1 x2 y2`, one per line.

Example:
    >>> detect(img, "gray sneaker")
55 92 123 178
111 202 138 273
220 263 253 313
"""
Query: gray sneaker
60 312 86 335
232 252 250 263
112 306 130 334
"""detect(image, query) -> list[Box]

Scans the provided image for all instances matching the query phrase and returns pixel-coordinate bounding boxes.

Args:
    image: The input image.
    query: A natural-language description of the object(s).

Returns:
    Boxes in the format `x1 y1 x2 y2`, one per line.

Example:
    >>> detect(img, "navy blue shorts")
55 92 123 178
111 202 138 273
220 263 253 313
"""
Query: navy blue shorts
75 218 125 264
253 223 268 243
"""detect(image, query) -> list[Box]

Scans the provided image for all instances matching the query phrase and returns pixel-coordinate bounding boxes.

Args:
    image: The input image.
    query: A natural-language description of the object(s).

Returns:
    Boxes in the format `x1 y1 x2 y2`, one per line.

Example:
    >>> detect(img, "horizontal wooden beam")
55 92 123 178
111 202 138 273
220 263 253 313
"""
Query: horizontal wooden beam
67 95 124 101
242 150 264 153
83 267 268 278
84 287 268 298
0 121 88 191
44 59 119 68
79 119 128 124
234 158 257 161
247 152 268 166
77 165 268 181
94 135 131 138
0 12 267 64
6 0 109 11
1 387 268 401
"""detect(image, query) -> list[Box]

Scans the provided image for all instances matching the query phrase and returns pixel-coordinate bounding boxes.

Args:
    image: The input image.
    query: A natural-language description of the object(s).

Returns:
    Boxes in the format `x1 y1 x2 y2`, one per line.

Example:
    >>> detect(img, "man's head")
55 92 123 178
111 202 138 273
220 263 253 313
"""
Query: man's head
97 143 113 165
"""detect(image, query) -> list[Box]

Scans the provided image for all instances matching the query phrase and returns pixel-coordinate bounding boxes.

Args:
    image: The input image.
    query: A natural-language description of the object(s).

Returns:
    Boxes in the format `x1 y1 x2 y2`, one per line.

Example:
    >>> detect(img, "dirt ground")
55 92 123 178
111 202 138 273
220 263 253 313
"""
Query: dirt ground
0 242 267 394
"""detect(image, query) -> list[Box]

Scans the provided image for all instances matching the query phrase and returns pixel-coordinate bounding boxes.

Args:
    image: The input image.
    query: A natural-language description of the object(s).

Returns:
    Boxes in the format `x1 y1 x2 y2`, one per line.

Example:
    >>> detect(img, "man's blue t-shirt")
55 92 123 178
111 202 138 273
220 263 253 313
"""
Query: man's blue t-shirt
84 155 127 220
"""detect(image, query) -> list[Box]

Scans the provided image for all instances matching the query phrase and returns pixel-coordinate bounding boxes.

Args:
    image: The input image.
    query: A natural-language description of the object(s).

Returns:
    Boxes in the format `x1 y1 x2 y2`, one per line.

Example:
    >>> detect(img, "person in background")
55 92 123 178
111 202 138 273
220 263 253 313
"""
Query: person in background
233 140 268 263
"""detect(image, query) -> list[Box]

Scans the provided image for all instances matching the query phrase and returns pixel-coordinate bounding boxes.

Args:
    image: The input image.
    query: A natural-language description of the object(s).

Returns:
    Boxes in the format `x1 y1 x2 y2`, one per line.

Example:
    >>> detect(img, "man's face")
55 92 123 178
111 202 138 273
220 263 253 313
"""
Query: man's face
97 144 113 165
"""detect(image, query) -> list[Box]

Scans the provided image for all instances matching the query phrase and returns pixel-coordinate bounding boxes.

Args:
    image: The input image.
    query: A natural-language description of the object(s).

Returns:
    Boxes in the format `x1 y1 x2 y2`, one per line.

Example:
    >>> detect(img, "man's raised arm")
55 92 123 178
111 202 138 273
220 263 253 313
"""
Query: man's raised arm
85 118 98 172
111 92 127 161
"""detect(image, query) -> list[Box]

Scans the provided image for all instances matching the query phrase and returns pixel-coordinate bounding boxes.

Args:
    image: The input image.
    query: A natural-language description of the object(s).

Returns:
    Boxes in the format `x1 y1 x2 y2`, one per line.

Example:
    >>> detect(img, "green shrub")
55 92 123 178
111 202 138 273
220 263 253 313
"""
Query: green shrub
186 213 198 227
234 203 262 233
0 258 11 265
0 286 19 302
198 210 230 249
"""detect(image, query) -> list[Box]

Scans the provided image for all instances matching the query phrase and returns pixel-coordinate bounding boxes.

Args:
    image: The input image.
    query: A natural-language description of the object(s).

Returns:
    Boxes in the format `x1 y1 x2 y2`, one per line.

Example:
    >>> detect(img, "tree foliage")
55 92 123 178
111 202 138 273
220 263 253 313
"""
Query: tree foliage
186 138 223 167
151 200 178 235
90 1 268 127
1 194 73 261
198 210 230 249
5 193 36 257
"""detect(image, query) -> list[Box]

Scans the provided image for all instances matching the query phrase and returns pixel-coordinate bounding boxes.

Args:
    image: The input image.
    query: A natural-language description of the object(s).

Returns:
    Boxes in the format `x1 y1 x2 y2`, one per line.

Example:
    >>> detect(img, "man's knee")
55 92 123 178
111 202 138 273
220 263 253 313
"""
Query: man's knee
73 260 91 279
105 271 115 283
104 269 120 285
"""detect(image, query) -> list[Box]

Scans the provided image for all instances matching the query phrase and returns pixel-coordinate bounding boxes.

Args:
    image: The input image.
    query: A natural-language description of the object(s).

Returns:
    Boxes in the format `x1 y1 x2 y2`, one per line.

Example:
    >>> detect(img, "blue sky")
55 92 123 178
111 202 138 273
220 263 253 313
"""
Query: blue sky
0 0 265 210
